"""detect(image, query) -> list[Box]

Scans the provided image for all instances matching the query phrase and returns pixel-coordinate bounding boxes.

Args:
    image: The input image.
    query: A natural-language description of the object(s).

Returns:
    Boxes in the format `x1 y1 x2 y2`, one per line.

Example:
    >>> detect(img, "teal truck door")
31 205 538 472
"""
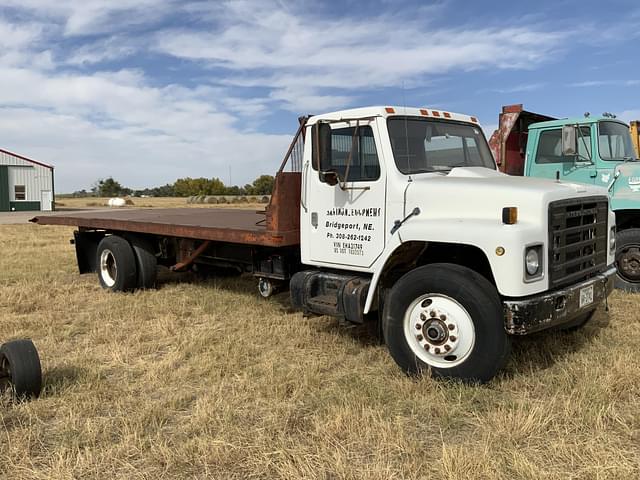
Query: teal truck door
529 126 597 184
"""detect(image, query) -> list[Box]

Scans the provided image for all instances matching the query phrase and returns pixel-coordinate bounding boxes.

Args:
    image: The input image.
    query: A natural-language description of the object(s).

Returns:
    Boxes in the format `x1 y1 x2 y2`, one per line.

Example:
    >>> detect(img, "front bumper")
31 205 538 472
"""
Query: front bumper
503 266 616 335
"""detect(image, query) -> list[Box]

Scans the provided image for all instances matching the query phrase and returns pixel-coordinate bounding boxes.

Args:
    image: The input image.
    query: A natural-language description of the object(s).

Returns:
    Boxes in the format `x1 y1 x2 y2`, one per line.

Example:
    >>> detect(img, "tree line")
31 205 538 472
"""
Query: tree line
70 175 275 198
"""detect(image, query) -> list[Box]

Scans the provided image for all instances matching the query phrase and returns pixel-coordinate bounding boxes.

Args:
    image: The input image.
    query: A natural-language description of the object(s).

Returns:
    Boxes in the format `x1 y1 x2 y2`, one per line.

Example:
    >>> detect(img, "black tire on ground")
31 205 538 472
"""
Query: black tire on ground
383 263 510 383
560 309 596 331
615 228 640 293
0 339 42 398
96 235 138 292
126 235 158 289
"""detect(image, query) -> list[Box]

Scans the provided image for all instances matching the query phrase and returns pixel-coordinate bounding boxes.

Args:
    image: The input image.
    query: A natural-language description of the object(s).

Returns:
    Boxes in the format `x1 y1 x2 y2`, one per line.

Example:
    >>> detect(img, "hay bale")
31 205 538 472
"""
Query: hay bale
205 196 218 204
217 197 228 204
260 196 270 204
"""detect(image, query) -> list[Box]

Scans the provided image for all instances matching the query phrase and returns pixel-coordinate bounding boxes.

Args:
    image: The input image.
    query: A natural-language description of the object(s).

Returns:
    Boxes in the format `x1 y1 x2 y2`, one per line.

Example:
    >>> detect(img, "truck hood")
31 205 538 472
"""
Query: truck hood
404 167 609 223
610 162 640 209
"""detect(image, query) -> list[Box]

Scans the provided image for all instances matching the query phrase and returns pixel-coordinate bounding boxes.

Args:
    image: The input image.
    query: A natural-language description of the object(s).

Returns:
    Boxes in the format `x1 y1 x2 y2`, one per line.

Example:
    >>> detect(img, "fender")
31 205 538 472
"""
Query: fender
364 218 548 313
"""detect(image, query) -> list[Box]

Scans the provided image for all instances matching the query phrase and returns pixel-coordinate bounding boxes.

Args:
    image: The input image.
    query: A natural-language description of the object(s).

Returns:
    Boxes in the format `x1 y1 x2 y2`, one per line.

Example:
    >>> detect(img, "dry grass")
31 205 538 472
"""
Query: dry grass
1 224 640 479
57 197 266 210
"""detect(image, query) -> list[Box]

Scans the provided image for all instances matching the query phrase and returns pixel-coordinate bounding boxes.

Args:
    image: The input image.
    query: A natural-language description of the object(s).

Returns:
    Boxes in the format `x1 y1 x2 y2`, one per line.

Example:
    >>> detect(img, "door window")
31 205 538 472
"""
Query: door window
315 125 380 182
535 127 591 164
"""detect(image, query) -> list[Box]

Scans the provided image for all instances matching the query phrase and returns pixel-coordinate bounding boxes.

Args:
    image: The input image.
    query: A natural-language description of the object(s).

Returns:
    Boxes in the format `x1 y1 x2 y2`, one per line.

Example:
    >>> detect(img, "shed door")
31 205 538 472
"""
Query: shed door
40 190 53 211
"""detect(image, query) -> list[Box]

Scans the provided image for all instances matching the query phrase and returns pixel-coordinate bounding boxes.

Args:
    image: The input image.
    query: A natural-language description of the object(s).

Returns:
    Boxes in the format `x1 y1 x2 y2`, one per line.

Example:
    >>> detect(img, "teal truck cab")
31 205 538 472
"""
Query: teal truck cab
489 104 640 291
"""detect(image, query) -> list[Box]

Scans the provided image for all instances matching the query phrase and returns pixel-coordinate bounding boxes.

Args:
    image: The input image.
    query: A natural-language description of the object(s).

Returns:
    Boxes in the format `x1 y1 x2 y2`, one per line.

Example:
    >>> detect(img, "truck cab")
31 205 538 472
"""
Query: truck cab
293 106 615 381
490 105 640 291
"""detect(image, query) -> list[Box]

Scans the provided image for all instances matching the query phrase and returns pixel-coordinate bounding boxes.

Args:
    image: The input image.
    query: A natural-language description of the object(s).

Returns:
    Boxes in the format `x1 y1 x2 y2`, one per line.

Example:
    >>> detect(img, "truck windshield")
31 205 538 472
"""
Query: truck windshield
598 121 636 161
388 117 495 174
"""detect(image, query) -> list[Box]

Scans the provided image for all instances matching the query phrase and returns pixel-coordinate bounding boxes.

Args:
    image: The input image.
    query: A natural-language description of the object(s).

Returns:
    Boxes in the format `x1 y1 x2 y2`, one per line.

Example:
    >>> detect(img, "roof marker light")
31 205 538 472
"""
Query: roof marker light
385 107 395 114
420 109 429 116
470 116 478 123
443 112 451 118
432 111 441 117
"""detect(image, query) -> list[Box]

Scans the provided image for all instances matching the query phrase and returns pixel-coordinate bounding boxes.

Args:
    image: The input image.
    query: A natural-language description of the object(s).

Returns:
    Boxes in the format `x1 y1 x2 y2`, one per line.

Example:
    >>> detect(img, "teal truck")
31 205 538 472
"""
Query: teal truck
489 104 640 291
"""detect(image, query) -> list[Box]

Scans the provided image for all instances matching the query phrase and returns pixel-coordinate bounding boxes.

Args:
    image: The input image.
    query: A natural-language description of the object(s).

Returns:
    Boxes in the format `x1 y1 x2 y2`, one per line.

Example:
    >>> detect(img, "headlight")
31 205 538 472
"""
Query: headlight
524 245 543 279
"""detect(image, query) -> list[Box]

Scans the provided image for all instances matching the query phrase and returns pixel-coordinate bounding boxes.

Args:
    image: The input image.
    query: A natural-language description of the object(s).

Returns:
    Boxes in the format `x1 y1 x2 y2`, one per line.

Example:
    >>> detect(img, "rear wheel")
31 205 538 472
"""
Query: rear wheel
0 339 42 399
96 235 137 292
383 263 510 383
126 235 158 289
615 228 640 292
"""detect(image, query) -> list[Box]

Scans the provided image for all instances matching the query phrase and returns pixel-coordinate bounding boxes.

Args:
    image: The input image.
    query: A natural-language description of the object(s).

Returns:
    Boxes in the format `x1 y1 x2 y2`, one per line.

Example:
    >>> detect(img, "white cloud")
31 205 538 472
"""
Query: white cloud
0 0 609 192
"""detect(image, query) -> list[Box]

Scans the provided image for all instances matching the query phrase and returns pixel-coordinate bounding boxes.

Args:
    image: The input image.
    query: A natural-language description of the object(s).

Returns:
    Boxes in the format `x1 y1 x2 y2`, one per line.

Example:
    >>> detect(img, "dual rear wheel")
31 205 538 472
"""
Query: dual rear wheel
97 235 157 292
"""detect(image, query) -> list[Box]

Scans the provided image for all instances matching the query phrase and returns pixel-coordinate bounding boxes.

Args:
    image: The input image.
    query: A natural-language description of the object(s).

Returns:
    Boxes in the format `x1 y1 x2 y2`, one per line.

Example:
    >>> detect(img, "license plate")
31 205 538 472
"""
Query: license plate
579 285 594 308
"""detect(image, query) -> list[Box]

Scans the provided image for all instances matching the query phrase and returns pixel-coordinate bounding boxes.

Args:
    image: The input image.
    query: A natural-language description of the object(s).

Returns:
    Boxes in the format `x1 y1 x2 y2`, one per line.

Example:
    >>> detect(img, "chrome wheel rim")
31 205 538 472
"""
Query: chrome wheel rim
100 249 117 287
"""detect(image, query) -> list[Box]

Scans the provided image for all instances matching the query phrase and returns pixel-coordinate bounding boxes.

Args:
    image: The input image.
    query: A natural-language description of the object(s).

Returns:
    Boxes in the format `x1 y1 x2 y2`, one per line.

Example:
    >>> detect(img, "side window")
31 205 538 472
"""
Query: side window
317 126 380 181
14 185 26 200
535 127 591 164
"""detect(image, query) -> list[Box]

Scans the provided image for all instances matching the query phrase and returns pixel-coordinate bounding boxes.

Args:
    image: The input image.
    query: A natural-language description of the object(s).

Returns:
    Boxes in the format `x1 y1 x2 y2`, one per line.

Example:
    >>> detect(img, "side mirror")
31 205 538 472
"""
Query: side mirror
313 121 332 177
320 170 339 186
561 125 578 156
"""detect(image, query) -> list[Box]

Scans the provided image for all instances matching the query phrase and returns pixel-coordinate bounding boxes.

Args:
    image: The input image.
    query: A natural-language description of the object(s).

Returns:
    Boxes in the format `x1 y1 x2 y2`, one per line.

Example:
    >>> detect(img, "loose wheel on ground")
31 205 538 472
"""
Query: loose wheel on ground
383 263 510 383
96 235 138 292
615 228 640 292
0 339 42 399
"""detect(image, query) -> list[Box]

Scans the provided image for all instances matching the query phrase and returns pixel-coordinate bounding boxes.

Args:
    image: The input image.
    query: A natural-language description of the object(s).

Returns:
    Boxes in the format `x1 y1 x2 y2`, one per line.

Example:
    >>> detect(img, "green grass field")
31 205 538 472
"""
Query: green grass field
1 223 639 479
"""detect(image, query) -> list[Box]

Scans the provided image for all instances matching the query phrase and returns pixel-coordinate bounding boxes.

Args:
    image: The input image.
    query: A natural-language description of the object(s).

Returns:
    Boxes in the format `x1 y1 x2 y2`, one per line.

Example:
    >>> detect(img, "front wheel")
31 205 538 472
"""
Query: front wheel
383 263 510 383
615 228 640 292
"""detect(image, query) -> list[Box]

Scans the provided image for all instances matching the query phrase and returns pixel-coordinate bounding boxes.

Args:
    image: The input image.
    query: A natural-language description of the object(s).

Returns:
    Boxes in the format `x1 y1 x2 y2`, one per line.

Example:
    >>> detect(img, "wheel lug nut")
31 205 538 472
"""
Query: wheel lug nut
448 324 455 330
449 336 457 342
434 347 440 354
420 313 426 321
440 314 446 321
415 324 421 330
430 311 437 317
424 344 430 351
444 345 451 352
416 334 423 341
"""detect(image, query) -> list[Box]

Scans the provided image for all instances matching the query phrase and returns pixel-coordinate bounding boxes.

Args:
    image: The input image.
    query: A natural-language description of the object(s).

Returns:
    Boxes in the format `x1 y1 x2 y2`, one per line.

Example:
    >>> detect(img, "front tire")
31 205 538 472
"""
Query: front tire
96 235 137 292
0 339 42 399
383 263 510 383
615 228 640 292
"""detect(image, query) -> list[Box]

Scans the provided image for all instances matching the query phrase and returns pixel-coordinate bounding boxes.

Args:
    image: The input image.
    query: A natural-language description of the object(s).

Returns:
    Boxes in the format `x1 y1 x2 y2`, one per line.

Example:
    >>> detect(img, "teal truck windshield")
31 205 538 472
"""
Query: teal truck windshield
388 118 495 174
599 121 636 160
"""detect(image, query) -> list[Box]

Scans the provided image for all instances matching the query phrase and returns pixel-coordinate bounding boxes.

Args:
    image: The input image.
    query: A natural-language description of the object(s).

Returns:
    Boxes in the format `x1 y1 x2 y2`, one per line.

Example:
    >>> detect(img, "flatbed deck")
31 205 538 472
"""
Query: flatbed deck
31 207 299 247
31 172 302 248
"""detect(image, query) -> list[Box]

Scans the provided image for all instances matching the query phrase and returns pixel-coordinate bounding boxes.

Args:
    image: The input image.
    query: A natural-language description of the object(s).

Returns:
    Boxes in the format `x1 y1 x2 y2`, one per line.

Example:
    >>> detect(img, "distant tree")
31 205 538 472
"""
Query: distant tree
173 177 226 196
92 177 130 197
248 175 275 195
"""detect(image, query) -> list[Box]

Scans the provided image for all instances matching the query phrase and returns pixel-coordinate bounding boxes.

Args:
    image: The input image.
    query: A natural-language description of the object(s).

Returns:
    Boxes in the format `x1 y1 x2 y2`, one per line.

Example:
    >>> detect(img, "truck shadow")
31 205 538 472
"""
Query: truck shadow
505 308 610 377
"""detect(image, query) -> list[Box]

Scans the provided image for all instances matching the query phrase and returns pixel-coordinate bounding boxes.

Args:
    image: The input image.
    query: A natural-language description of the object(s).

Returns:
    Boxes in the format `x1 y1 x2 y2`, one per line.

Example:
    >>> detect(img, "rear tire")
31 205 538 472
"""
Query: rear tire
0 339 42 399
383 263 510 383
96 235 137 292
615 228 640 292
126 235 158 289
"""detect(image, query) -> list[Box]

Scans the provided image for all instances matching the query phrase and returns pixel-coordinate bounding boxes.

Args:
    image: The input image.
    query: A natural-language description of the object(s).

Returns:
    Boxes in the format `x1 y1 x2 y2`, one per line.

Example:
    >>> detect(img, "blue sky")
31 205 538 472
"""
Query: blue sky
1 0 639 192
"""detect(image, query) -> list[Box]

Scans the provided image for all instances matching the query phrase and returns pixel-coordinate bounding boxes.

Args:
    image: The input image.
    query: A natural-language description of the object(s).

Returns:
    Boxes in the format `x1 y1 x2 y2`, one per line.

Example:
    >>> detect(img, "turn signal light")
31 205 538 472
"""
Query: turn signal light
502 207 518 224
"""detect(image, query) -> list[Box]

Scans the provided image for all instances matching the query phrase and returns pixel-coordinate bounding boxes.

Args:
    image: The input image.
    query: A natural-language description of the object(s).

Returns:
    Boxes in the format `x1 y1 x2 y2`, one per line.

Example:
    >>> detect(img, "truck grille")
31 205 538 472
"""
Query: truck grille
548 196 608 289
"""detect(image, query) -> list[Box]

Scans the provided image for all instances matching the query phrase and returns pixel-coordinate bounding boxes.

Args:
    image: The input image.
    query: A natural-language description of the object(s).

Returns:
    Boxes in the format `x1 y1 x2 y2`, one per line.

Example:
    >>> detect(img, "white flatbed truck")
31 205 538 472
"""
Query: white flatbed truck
33 106 617 383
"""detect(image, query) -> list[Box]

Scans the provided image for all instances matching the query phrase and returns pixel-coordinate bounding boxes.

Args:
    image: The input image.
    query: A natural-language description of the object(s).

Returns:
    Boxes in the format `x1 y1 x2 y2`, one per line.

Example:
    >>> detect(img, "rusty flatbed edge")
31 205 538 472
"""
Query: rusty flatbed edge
30 208 300 247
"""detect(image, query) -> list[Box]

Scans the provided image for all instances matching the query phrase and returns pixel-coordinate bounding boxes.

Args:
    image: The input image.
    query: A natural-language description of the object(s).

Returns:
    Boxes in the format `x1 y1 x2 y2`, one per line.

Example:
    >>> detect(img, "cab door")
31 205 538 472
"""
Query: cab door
301 119 386 269
530 126 597 184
